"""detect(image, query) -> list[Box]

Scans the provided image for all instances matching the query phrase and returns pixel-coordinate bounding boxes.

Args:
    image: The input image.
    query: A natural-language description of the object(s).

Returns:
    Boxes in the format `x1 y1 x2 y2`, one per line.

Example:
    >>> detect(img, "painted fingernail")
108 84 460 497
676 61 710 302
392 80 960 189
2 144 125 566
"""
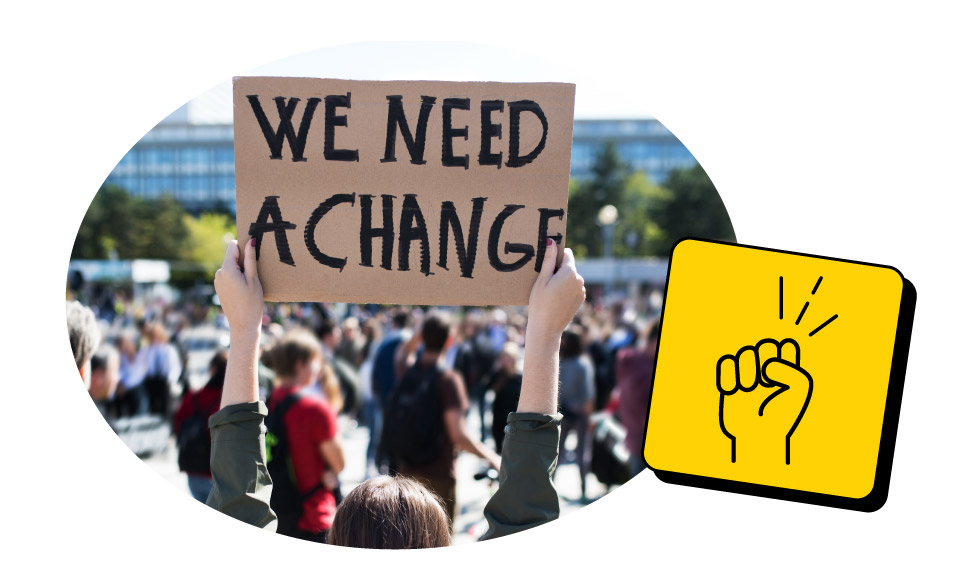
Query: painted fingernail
547 238 555 246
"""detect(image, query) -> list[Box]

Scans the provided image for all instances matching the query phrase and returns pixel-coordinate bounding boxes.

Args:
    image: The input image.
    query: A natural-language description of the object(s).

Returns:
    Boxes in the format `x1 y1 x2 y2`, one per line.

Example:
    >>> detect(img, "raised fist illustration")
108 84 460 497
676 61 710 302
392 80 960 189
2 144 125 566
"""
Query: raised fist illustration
716 338 813 464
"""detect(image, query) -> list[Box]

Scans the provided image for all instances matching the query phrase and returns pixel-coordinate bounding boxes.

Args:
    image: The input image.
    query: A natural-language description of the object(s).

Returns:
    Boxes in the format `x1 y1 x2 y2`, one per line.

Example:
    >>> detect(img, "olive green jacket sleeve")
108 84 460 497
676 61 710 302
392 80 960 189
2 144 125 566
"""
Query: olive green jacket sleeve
205 401 277 531
480 412 562 541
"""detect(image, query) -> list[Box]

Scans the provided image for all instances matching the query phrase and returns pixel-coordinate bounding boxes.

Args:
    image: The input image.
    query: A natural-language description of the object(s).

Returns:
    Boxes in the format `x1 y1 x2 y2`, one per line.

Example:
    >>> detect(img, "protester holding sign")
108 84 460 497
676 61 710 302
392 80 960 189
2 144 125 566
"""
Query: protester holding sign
207 235 585 547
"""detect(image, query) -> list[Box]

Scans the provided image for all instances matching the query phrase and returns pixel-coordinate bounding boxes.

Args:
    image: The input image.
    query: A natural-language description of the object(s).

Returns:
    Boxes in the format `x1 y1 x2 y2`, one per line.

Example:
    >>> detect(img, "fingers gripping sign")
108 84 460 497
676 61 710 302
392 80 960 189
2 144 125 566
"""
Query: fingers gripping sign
214 238 265 334
527 239 585 338
716 338 813 465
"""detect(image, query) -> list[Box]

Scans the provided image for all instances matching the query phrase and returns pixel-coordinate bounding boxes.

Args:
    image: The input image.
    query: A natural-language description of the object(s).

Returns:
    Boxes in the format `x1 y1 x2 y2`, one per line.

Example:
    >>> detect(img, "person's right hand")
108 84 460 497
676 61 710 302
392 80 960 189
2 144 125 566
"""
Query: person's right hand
214 238 264 335
527 239 585 339
716 338 813 464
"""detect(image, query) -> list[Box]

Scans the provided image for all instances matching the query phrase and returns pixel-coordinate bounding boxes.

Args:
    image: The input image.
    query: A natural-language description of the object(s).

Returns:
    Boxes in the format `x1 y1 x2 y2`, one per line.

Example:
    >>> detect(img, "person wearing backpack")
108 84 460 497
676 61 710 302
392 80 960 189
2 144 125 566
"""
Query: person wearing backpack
142 322 181 416
173 350 227 503
381 312 501 530
555 326 596 502
476 341 523 455
208 237 585 547
261 328 345 543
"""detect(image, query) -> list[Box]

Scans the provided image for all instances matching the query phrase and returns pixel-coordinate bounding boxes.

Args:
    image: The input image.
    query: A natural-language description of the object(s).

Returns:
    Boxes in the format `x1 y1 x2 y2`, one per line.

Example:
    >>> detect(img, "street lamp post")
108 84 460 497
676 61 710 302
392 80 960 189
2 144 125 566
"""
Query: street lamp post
597 204 619 298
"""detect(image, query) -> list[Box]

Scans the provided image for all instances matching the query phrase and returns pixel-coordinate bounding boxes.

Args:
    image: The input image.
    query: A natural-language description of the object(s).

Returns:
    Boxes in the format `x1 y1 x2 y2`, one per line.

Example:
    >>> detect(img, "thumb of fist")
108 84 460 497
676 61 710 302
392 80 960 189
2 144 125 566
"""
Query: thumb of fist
760 358 813 416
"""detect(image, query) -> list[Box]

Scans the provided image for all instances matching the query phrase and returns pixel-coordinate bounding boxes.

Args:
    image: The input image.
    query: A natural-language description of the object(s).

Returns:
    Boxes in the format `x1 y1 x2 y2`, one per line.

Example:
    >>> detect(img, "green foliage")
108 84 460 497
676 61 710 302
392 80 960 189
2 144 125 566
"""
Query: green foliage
567 142 671 258
72 184 135 259
71 185 190 260
649 164 736 256
184 212 237 280
184 213 236 265
566 142 735 258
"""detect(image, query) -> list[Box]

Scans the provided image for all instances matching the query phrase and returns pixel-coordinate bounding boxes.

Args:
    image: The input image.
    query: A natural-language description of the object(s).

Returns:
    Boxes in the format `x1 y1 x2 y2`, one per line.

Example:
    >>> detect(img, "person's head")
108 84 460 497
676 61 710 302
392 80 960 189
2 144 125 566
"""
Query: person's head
560 326 584 360
316 316 341 350
460 311 482 339
498 341 520 374
117 333 137 358
89 344 120 401
66 301 101 386
327 476 450 549
264 328 324 388
264 329 342 411
206 349 229 390
147 322 170 345
361 317 380 344
359 317 381 358
421 312 453 354
341 316 360 341
391 311 409 331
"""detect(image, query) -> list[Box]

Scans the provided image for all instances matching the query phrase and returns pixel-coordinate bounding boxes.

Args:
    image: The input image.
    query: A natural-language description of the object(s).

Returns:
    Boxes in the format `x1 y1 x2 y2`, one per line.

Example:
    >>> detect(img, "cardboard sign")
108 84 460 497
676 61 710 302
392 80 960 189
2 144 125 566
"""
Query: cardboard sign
233 77 575 305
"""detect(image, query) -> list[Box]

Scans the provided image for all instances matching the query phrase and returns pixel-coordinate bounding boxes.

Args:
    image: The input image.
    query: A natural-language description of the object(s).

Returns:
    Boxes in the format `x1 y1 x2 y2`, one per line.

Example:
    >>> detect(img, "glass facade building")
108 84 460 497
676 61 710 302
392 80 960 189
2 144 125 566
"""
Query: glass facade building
105 115 696 212
106 121 236 212
570 119 697 184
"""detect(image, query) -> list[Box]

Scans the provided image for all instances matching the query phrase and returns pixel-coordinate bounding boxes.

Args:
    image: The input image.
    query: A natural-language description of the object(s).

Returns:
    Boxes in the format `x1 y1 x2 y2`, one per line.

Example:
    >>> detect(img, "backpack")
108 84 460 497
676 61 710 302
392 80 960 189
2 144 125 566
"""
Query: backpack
455 334 496 396
331 356 363 418
176 393 219 473
265 391 325 536
590 414 631 486
380 363 447 468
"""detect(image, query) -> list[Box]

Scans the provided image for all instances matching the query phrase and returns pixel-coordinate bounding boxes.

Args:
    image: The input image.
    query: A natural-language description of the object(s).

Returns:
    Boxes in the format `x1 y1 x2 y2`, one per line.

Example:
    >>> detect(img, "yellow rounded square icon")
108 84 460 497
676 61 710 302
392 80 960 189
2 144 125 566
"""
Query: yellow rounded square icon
643 239 915 511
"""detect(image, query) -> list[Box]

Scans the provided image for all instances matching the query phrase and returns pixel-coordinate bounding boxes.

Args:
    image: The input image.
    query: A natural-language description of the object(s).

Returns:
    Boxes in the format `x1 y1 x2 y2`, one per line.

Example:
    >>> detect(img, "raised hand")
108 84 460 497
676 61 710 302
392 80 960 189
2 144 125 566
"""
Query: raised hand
527 239 586 340
517 239 585 415
214 238 264 335
716 338 813 464
214 238 264 408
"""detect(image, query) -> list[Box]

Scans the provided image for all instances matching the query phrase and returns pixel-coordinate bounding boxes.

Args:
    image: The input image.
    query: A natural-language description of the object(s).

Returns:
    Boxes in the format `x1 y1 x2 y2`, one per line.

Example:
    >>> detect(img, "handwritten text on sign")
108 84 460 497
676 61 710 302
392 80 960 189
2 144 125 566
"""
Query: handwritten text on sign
233 77 575 305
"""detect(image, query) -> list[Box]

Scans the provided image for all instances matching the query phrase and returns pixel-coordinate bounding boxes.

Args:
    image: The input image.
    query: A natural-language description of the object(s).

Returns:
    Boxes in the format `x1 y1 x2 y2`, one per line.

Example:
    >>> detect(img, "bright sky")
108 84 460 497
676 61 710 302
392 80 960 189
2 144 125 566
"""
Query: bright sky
185 41 653 124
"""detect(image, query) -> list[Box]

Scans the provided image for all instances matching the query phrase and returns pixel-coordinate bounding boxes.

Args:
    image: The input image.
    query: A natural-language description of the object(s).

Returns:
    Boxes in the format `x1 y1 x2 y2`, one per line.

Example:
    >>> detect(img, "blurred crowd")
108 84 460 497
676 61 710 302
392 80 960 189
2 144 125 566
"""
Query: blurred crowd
68 280 663 534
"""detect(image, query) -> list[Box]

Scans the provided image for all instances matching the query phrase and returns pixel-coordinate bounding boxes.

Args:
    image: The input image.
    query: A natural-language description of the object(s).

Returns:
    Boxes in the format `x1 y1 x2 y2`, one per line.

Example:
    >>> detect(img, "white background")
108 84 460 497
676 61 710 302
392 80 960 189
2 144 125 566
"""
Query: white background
3 1 963 584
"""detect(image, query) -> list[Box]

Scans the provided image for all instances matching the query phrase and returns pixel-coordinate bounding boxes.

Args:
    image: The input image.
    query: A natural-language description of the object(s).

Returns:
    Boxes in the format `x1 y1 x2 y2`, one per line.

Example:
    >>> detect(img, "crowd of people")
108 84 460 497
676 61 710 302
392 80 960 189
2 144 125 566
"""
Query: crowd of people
67 240 662 545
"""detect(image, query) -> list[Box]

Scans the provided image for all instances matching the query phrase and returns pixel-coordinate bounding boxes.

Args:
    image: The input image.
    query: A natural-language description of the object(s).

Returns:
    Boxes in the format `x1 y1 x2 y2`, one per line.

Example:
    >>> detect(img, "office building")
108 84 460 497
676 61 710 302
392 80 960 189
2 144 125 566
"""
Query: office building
570 119 697 183
105 99 698 212
105 99 236 212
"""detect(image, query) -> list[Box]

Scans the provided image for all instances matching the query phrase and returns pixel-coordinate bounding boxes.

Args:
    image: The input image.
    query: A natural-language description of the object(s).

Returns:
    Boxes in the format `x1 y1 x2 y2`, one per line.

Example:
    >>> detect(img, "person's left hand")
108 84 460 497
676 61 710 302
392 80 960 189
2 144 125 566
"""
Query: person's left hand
214 238 264 335
527 240 585 341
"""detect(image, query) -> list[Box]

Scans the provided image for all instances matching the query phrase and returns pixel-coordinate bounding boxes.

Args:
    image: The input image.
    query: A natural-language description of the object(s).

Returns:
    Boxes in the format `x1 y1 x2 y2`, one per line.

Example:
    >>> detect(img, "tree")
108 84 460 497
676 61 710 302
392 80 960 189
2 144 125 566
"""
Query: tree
70 185 190 260
650 164 736 256
567 142 628 258
184 212 237 277
567 142 670 258
566 145 736 259
72 184 137 259
137 195 191 260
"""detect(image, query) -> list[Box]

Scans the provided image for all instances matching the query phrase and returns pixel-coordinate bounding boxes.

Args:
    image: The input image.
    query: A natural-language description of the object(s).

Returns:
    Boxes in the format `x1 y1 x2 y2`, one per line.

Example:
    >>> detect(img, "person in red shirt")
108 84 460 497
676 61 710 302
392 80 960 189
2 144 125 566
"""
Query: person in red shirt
263 328 345 542
173 350 227 502
614 321 659 477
